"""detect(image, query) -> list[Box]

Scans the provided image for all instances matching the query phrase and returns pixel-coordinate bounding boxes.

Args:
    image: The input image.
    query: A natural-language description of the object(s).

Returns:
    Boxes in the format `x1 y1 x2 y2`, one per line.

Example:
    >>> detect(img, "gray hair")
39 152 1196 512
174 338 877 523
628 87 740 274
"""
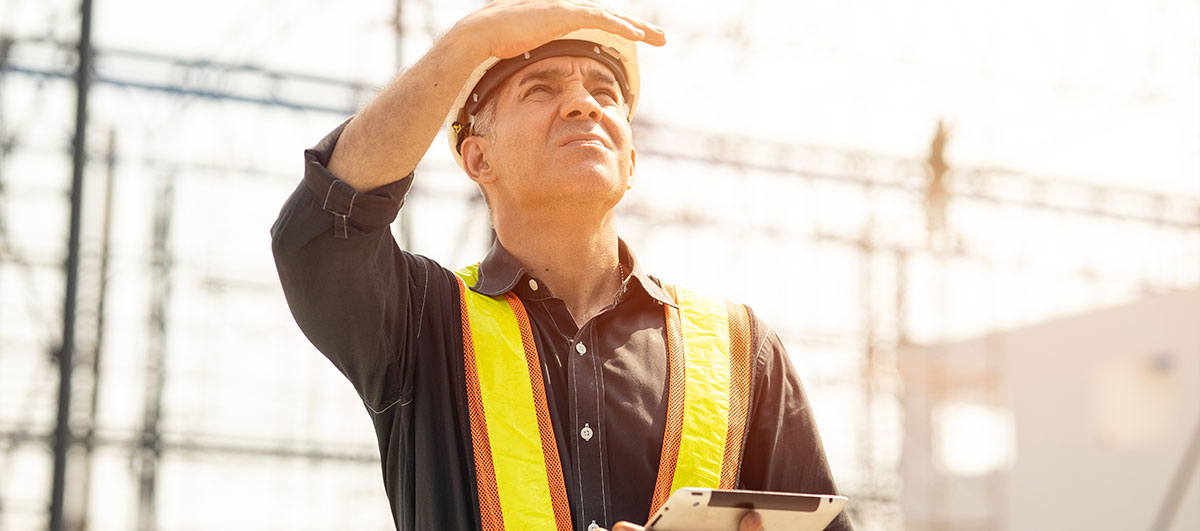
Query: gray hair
471 97 498 139
468 97 498 214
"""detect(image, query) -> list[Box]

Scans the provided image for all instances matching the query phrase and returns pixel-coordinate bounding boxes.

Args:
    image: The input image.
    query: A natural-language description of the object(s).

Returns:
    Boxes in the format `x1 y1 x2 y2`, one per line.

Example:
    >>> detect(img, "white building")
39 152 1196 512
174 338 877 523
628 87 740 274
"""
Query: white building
899 288 1200 531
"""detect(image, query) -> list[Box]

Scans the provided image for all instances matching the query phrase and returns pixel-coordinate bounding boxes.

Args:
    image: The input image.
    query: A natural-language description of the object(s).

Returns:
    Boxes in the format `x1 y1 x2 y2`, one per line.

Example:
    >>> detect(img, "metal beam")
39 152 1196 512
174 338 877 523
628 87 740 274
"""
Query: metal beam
0 428 379 464
49 0 92 529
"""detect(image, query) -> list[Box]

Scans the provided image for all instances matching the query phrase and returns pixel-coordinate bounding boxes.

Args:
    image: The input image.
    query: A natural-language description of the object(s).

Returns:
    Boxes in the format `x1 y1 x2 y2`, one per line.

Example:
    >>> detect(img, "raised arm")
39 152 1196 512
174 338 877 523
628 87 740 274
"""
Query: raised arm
327 0 666 192
272 0 665 413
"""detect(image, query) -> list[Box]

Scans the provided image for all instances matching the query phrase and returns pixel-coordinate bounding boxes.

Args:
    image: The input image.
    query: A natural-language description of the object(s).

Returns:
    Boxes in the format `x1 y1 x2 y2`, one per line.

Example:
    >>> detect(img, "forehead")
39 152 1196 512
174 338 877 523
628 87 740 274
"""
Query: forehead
503 56 620 90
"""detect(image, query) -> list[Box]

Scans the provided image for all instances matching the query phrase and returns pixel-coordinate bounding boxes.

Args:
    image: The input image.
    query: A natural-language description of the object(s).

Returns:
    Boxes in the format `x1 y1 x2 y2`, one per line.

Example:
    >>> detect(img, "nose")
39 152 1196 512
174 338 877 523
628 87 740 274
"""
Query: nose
560 82 603 122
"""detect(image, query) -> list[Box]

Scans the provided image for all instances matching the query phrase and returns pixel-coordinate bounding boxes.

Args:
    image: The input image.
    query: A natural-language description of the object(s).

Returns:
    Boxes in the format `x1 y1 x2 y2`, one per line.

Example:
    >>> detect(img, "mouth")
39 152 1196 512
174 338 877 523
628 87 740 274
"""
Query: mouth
558 133 611 148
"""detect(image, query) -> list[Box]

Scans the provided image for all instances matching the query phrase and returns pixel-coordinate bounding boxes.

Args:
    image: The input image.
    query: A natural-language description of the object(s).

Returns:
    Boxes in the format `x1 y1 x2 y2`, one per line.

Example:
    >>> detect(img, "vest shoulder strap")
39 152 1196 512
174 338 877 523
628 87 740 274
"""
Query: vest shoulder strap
454 265 571 531
649 282 755 518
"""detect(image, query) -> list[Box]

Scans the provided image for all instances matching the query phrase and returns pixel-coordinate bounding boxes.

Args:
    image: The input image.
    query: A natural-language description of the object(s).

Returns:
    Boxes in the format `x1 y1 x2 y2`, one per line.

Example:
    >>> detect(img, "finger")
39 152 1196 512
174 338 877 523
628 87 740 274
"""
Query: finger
612 13 667 46
599 7 667 46
581 5 647 42
623 18 667 46
644 26 668 46
610 521 646 531
569 1 664 46
739 511 764 531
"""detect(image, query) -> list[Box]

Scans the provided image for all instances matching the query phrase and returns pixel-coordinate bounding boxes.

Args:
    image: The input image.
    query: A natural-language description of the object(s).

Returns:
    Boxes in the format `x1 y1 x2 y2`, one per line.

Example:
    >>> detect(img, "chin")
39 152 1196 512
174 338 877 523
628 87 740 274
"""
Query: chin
543 169 627 207
549 154 619 181
520 154 631 204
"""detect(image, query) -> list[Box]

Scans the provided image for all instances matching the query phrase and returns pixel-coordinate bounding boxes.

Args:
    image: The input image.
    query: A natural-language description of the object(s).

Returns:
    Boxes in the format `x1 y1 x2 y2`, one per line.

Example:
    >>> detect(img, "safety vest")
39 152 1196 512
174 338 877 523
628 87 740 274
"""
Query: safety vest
454 265 754 530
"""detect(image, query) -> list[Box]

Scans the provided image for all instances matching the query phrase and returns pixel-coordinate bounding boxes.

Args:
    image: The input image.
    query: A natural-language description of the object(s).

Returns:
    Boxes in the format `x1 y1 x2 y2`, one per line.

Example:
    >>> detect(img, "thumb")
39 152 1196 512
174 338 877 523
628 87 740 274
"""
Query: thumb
740 511 764 531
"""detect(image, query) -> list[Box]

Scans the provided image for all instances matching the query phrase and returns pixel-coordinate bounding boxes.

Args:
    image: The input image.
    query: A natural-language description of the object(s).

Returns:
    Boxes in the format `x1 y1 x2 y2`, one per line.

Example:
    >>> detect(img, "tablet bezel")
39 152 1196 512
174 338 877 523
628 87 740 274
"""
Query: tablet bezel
646 488 847 531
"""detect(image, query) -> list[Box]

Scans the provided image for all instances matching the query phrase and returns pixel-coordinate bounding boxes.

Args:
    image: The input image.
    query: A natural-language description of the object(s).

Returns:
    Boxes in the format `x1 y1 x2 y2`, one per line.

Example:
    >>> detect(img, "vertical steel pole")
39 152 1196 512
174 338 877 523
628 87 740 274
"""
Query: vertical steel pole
50 0 93 529
136 171 172 531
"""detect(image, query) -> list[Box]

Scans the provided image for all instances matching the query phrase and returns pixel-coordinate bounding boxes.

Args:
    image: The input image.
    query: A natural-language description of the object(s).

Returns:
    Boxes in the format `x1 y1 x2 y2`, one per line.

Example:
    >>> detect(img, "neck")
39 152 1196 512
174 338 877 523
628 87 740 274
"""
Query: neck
493 208 623 327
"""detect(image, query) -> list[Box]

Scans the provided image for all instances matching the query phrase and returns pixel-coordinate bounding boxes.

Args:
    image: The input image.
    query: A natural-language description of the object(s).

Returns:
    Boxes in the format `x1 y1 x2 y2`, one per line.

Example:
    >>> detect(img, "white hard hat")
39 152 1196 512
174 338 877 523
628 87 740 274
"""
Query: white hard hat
446 28 641 170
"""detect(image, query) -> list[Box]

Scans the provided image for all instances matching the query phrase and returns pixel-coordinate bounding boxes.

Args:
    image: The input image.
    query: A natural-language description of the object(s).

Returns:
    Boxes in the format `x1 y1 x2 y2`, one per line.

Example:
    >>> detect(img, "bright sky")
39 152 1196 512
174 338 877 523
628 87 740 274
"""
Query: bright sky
25 0 1194 198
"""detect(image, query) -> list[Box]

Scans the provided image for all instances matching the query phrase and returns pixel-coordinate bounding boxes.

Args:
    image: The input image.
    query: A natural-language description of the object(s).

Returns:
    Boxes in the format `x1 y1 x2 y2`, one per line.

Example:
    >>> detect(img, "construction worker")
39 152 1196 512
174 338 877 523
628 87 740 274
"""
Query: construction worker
271 1 851 530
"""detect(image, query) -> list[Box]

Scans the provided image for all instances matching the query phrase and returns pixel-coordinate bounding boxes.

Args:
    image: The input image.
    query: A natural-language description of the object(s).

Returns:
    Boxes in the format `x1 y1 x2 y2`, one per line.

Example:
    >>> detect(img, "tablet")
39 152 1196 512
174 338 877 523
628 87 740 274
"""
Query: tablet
646 488 848 531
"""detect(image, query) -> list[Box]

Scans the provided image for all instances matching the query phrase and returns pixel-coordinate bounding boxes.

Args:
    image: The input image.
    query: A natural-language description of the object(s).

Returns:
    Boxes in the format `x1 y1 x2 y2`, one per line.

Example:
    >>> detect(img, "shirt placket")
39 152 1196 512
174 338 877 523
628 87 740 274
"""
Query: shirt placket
568 324 610 531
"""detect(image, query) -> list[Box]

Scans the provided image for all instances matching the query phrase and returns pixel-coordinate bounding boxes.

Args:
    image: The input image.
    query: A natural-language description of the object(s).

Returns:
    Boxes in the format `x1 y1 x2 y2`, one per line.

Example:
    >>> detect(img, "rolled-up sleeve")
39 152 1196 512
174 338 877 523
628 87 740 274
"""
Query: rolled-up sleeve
270 120 418 412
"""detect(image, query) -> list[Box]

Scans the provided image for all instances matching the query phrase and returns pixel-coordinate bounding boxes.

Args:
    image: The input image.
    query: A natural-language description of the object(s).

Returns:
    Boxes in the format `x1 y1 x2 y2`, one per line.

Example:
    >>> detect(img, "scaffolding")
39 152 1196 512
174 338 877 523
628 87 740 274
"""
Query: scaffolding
1 1 1198 530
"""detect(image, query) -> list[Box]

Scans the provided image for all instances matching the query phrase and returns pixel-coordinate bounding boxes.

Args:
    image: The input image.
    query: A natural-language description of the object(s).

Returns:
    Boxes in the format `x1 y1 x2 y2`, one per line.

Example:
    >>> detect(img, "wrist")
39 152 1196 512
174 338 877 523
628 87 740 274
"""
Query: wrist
443 16 494 65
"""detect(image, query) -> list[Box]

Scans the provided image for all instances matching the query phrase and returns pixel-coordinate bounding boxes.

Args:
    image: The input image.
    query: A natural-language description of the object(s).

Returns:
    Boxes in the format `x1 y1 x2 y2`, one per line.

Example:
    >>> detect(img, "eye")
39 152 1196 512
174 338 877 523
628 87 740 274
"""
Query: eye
592 88 619 103
524 84 553 97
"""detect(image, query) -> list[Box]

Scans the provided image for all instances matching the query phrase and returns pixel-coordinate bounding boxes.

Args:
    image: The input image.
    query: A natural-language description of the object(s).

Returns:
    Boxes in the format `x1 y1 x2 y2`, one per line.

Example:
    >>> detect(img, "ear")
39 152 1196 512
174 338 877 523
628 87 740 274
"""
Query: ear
461 136 497 185
626 147 637 190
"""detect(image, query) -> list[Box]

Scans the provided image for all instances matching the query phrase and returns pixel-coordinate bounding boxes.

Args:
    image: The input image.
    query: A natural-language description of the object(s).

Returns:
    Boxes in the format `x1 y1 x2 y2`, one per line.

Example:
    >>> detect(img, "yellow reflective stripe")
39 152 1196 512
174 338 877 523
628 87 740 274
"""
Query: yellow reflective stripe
456 265 558 531
669 285 733 492
457 264 481 286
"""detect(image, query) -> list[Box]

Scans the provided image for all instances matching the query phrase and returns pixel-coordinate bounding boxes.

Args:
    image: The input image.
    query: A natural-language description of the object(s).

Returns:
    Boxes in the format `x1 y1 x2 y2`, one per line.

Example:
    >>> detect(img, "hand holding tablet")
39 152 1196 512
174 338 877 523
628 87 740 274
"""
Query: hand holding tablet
608 510 763 531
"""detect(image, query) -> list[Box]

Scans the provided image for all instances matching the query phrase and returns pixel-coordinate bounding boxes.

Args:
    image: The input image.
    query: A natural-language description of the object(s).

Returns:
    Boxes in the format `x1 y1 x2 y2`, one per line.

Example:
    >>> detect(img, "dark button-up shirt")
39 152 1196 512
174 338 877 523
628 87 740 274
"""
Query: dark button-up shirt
271 123 852 531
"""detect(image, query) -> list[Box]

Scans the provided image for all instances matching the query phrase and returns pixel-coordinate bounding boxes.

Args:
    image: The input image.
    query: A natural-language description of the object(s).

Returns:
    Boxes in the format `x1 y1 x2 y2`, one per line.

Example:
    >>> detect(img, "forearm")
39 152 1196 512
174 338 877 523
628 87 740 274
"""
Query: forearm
326 0 665 193
328 25 486 192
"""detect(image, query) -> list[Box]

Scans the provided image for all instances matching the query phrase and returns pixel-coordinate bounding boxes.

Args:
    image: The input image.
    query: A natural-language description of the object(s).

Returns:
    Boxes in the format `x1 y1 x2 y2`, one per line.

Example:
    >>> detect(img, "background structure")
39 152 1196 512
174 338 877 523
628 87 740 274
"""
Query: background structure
1 0 1198 530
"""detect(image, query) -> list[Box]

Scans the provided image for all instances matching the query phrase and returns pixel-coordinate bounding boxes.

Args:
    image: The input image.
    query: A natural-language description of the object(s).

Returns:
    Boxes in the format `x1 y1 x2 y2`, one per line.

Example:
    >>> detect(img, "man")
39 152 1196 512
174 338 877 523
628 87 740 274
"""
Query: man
271 1 851 530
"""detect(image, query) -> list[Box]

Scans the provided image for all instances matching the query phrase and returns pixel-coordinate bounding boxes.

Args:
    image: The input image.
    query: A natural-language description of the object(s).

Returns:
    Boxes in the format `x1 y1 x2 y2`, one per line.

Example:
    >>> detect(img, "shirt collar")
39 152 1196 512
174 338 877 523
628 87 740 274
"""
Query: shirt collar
470 238 677 308
470 241 526 297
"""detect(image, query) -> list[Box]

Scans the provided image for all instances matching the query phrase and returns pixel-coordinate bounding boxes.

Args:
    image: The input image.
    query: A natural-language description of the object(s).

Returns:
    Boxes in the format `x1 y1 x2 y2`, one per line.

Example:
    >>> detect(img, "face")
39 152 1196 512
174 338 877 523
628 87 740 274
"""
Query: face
461 56 636 216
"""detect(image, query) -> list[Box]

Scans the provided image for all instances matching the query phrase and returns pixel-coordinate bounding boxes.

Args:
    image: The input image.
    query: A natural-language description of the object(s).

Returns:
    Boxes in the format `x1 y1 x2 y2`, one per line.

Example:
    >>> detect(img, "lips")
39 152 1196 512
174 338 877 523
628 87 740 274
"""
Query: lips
558 132 611 148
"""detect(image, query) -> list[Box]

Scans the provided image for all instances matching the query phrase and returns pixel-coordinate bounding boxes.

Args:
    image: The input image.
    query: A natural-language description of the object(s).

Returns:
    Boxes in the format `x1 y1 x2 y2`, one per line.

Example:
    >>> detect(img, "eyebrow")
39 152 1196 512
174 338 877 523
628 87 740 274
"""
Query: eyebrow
515 63 618 90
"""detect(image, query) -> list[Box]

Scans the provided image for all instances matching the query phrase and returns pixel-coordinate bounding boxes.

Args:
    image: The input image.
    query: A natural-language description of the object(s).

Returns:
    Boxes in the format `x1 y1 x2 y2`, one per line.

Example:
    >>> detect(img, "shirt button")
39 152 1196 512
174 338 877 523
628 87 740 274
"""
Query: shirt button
581 423 594 441
587 522 599 531
575 342 587 355
528 279 538 291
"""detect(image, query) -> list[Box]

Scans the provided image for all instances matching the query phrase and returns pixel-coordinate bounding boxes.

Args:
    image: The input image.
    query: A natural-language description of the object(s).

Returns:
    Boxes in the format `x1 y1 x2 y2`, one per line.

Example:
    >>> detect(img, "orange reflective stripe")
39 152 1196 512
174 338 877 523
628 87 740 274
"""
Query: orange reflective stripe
457 273 505 530
650 284 688 516
720 301 754 489
648 284 754 518
456 266 571 531
506 293 573 531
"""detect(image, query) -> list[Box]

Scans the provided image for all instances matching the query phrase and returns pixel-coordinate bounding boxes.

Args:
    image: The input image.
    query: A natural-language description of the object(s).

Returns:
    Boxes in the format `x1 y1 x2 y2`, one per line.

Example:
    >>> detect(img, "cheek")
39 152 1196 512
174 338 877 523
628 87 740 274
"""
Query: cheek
491 121 536 166
607 112 634 148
